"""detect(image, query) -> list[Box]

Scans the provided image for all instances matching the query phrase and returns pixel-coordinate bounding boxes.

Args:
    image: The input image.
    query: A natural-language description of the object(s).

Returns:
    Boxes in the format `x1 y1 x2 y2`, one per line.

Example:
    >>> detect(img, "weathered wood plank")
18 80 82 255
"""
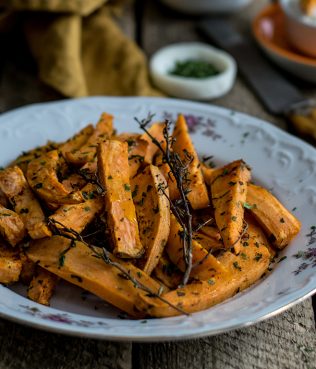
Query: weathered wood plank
0 318 131 369
134 299 316 369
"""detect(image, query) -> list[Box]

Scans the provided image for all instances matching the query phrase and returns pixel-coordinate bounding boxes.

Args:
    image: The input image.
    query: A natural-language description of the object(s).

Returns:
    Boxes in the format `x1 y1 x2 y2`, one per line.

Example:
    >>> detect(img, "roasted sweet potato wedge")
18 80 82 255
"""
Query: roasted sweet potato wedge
116 133 149 178
137 238 270 317
140 122 165 163
26 236 162 317
65 113 113 166
0 243 22 284
246 183 301 249
27 150 84 205
166 215 227 280
0 166 51 239
11 141 58 174
59 124 94 159
27 266 58 306
49 183 103 234
172 114 210 210
209 160 251 253
131 164 170 274
0 205 26 246
153 254 183 289
98 140 144 258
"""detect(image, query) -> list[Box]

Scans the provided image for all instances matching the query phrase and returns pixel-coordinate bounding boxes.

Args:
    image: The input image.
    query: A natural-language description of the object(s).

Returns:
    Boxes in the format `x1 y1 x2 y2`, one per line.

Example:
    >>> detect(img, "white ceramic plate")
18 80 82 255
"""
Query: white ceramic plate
0 97 315 341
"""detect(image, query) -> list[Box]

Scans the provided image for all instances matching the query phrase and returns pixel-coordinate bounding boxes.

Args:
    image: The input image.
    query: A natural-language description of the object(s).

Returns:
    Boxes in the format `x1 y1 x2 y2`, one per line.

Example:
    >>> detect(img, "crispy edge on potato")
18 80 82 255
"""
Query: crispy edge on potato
0 166 52 239
97 140 144 258
131 164 170 274
26 236 162 317
0 205 26 246
136 238 270 317
166 215 228 281
172 114 210 210
27 266 58 306
49 183 103 234
65 113 113 166
246 183 301 249
27 150 84 204
209 159 251 254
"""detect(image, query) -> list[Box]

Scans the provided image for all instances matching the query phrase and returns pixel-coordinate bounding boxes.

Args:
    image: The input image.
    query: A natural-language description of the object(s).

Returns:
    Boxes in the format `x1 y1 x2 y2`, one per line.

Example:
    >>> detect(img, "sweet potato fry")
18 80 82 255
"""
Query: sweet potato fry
27 150 84 204
131 164 170 274
137 238 270 317
98 140 144 258
0 205 25 246
0 166 51 239
172 114 210 209
27 266 58 306
0 243 22 284
246 183 301 249
140 122 165 163
59 124 94 159
209 159 251 253
19 252 36 285
65 113 113 166
166 215 227 280
26 236 162 317
49 183 103 234
116 133 149 178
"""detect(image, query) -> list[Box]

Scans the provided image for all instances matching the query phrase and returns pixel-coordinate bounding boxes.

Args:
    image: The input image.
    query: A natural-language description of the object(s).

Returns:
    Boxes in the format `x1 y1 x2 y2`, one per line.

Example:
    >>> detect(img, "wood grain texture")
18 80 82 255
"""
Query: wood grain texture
0 318 131 369
134 299 316 369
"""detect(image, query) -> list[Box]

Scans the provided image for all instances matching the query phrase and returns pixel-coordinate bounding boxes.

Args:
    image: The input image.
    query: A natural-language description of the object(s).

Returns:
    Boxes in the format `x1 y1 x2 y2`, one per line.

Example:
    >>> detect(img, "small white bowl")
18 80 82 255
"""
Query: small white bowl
280 0 316 57
149 43 237 101
159 0 253 15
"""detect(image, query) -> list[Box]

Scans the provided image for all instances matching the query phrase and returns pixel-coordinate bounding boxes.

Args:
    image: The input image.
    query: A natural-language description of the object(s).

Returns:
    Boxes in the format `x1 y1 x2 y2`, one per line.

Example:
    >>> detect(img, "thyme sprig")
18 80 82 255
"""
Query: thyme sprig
48 218 189 316
135 114 194 286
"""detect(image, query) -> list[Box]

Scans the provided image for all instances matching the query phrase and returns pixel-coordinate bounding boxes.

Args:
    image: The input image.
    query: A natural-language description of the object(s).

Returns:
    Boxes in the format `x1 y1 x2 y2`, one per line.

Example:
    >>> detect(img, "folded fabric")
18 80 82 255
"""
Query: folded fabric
0 0 161 97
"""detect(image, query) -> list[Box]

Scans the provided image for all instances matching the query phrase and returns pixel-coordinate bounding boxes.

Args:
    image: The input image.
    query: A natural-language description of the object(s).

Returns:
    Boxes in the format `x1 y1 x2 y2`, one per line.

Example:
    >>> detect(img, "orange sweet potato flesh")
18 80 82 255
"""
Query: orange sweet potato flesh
131 164 170 274
0 205 26 246
65 113 113 166
166 215 227 280
246 183 301 249
27 150 84 204
49 183 103 234
172 114 210 210
140 122 165 163
62 173 87 192
0 166 51 239
0 243 22 284
27 266 58 306
115 133 149 178
26 236 162 317
60 124 94 159
153 254 183 289
98 140 144 258
137 238 270 317
209 160 251 254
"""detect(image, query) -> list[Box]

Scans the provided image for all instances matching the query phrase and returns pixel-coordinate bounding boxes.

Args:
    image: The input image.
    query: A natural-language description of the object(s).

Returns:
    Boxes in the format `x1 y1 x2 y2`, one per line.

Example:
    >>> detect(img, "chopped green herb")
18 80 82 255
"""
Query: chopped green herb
176 291 186 296
107 175 113 180
278 256 287 263
35 183 43 189
243 202 255 209
84 206 91 212
240 253 247 260
254 253 262 261
233 261 242 271
280 218 285 223
132 185 139 199
124 184 131 191
20 208 29 214
207 278 215 285
169 59 219 79
231 216 237 221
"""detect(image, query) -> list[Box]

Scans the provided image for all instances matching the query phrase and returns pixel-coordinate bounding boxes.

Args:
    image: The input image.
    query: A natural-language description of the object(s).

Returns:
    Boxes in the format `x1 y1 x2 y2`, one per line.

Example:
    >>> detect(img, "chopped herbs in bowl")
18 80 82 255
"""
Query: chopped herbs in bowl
169 59 220 79
150 42 237 100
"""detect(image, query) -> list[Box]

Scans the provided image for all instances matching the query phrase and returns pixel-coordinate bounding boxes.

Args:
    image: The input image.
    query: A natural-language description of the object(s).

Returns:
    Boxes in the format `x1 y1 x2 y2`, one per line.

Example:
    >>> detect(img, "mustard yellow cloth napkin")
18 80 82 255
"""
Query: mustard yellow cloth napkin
0 0 161 97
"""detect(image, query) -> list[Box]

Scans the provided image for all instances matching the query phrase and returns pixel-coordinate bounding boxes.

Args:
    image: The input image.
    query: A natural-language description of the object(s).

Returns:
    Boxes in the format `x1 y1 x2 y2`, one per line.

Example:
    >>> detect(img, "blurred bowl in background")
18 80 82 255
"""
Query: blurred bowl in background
253 3 316 84
150 42 236 100
159 0 253 15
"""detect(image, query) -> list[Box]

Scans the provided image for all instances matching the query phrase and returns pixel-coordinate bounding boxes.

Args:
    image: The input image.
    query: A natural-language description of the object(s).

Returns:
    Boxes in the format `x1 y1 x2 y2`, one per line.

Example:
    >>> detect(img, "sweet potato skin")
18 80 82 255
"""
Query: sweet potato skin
98 140 144 258
131 164 170 274
209 160 251 253
0 166 51 239
246 183 301 249
26 236 162 317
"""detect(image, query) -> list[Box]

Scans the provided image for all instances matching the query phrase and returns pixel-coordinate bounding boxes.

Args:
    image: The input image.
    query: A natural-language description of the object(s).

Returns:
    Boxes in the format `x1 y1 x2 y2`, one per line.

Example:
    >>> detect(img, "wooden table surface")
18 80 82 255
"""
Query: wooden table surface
0 1 316 368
